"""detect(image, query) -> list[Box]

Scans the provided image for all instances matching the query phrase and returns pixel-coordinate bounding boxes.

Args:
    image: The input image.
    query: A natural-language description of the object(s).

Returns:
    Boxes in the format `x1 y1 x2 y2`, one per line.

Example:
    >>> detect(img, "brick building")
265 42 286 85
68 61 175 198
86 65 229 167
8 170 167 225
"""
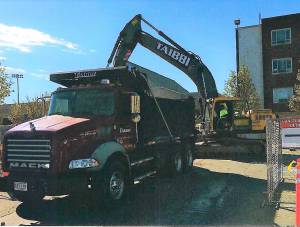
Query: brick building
237 13 300 113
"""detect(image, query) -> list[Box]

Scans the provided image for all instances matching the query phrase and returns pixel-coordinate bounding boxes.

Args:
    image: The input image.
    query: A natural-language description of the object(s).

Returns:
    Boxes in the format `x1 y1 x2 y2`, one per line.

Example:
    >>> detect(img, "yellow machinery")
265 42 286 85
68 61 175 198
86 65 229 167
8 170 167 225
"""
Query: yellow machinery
206 96 275 134
248 109 276 131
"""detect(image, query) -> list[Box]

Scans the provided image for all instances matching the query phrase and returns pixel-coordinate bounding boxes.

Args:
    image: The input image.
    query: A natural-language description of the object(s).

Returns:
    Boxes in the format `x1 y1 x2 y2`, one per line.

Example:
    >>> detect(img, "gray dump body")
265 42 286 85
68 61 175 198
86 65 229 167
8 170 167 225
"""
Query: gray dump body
50 62 190 100
127 62 190 100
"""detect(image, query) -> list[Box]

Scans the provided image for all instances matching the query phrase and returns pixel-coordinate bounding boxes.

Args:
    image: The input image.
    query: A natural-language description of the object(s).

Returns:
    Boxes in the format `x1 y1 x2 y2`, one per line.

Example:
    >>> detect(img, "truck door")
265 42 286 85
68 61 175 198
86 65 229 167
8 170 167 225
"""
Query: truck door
115 93 138 152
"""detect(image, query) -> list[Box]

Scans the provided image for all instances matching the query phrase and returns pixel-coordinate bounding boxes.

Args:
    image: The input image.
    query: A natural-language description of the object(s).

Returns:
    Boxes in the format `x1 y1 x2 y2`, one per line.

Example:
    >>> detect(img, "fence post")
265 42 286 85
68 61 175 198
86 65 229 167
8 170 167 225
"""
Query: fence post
297 158 300 226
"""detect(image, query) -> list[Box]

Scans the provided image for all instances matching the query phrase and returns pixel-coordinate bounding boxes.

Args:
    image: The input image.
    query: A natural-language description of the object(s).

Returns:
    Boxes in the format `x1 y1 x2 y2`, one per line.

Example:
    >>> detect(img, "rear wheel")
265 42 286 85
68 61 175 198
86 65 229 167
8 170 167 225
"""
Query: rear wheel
183 144 194 172
170 150 183 175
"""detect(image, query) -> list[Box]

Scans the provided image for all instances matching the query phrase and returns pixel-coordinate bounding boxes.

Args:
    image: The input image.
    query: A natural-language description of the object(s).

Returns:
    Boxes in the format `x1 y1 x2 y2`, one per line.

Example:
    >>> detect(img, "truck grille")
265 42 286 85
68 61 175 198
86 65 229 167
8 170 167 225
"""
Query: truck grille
6 138 51 166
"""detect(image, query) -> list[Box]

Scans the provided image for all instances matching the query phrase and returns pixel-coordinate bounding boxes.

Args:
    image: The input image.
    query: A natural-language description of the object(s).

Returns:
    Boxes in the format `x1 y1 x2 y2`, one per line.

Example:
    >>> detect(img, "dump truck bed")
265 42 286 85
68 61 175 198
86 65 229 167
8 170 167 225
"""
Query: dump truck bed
50 62 190 100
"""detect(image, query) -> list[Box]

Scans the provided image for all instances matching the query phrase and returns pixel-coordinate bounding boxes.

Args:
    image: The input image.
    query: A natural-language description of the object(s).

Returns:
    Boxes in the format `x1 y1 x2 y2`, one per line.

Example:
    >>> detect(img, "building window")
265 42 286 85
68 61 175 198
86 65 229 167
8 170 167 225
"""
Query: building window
272 58 292 74
271 28 291 45
273 87 293 103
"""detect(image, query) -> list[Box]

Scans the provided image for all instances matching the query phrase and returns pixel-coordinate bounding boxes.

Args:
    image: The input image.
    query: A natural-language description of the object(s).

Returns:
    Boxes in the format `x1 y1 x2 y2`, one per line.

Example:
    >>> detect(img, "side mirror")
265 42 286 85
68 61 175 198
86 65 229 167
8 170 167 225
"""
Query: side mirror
131 95 140 114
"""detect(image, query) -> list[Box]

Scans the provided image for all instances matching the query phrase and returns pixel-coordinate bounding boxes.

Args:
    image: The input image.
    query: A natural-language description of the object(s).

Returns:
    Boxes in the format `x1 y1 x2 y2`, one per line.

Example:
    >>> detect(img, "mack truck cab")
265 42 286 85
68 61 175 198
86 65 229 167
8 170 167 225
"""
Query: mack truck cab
1 63 195 205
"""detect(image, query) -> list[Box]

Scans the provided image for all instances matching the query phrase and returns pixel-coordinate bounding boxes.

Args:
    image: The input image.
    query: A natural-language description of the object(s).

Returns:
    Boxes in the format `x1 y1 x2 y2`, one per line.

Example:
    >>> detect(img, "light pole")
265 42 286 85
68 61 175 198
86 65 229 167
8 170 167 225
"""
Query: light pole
234 18 240 96
12 74 23 104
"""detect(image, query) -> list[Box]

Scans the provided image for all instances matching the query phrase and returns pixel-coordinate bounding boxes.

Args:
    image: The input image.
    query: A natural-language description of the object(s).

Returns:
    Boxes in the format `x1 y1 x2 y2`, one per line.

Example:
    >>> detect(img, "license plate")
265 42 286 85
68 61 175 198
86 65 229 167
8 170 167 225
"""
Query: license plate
14 182 28 191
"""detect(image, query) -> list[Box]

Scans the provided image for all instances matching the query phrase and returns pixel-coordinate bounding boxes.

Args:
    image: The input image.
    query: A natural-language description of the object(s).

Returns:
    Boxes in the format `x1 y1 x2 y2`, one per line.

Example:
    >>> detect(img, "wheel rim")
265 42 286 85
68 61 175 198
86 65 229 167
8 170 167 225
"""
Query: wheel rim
109 171 124 200
186 148 193 167
174 152 182 172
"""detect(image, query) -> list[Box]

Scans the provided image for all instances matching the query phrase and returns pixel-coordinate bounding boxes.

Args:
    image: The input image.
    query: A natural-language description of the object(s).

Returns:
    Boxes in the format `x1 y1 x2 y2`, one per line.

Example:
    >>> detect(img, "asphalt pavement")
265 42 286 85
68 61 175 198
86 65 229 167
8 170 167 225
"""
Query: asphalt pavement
0 161 275 226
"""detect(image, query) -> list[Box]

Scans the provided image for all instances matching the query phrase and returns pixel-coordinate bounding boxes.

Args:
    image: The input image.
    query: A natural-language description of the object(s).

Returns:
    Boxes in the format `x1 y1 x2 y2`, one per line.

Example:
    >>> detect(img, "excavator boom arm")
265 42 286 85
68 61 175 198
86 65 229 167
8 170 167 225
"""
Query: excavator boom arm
107 14 218 100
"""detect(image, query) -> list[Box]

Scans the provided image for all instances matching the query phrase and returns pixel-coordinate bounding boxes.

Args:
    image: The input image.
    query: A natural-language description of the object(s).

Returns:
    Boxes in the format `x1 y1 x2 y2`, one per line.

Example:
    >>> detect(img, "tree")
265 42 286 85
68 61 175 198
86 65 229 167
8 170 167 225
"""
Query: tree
289 60 300 112
0 63 12 104
9 94 50 124
223 65 260 113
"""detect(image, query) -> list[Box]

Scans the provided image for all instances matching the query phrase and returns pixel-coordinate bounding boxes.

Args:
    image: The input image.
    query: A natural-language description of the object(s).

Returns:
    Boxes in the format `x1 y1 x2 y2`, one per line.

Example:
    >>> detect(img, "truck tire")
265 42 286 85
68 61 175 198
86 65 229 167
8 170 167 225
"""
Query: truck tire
170 150 183 175
102 160 127 204
183 144 194 172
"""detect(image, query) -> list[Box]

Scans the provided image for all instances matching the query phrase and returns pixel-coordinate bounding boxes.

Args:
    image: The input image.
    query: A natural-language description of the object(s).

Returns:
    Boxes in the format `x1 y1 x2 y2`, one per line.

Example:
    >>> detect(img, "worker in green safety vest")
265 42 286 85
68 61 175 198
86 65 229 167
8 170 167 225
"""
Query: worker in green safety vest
219 104 229 119
217 104 229 130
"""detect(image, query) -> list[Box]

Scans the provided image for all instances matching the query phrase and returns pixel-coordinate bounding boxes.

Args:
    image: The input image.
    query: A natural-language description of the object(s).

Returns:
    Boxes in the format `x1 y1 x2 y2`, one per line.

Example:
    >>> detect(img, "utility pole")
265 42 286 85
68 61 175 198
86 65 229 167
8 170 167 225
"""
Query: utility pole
12 74 23 104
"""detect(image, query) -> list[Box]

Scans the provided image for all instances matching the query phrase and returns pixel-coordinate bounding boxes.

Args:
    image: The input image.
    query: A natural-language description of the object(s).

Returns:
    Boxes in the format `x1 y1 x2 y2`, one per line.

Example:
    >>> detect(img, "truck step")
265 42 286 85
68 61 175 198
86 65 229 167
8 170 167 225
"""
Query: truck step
134 171 157 184
131 157 154 167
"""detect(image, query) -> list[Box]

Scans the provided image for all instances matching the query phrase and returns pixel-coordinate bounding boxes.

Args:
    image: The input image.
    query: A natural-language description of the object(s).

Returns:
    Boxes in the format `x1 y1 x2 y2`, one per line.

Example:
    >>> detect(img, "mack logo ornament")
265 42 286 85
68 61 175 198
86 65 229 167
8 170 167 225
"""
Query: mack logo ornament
10 162 49 169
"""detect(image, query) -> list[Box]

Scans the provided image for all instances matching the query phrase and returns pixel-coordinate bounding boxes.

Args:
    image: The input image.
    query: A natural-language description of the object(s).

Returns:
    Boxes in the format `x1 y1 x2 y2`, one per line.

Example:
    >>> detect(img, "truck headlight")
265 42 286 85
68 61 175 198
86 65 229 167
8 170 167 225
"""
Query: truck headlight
69 158 100 169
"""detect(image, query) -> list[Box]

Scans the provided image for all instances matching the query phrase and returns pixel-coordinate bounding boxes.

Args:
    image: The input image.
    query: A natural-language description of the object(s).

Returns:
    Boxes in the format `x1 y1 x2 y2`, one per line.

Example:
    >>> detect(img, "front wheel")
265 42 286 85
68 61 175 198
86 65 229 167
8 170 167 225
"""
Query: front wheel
102 161 127 203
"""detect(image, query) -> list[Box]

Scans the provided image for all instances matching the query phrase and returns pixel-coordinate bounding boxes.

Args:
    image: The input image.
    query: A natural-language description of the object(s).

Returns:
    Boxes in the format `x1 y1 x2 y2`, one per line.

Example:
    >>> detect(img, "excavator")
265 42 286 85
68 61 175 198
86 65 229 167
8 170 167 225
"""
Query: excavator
107 14 266 149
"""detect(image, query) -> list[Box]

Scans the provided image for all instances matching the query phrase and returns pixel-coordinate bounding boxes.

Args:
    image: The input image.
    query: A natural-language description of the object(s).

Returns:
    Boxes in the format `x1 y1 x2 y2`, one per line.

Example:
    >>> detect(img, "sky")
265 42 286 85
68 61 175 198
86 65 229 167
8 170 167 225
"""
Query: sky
0 0 300 104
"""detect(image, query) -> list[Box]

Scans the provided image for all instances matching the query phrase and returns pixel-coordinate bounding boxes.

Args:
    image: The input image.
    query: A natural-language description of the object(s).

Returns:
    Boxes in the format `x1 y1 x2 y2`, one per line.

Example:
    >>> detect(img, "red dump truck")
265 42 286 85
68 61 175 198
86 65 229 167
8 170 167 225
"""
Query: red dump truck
1 62 195 204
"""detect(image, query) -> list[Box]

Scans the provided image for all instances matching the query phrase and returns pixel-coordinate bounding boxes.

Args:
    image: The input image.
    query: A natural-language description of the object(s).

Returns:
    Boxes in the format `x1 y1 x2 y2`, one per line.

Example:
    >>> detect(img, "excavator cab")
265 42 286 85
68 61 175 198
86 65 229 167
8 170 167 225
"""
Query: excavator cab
210 96 237 133
209 96 252 134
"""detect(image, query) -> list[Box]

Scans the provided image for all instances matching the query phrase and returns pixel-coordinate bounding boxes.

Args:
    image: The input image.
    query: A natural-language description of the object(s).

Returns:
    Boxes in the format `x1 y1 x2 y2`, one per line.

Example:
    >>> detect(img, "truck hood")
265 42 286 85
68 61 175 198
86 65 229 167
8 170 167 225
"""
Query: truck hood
8 115 90 132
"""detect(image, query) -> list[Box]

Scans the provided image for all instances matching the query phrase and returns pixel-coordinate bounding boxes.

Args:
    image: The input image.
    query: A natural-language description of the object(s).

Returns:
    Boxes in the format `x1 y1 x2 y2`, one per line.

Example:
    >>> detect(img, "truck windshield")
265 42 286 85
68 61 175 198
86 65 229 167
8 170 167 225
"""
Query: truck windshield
48 88 115 117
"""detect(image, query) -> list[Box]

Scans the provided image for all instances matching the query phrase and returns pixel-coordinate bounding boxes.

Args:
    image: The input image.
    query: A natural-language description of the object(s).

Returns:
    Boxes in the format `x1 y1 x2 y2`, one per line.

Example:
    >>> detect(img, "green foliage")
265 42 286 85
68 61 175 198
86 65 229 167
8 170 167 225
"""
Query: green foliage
289 61 300 112
0 63 12 104
223 65 261 113
9 95 50 124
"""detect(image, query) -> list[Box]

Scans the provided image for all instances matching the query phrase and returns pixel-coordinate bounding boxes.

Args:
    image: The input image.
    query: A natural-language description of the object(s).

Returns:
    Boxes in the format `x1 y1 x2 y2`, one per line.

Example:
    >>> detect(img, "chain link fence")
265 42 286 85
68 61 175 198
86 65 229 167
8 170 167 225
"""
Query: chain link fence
266 118 283 205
